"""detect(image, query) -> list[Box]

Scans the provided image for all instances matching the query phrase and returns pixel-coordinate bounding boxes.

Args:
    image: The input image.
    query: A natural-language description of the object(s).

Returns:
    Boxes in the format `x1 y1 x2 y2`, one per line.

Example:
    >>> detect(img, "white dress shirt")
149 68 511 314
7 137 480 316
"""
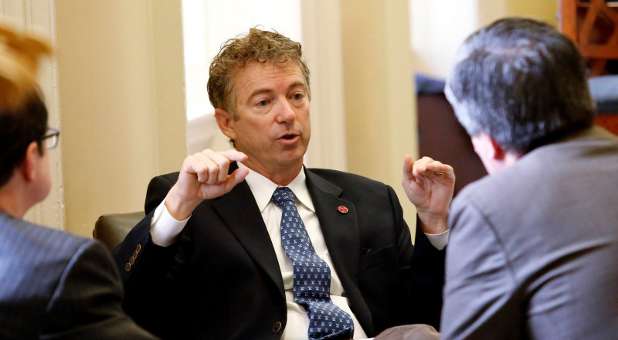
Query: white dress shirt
150 164 448 339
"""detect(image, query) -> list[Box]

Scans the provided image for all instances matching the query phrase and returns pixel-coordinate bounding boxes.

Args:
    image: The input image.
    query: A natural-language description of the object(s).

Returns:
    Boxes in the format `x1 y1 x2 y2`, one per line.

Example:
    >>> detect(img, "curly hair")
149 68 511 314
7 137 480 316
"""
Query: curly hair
207 28 310 114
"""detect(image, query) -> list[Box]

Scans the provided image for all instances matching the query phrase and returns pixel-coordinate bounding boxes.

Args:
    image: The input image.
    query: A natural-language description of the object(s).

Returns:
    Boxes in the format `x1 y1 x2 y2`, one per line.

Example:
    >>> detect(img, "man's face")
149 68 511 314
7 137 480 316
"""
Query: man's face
24 141 52 207
220 61 311 174
35 147 52 203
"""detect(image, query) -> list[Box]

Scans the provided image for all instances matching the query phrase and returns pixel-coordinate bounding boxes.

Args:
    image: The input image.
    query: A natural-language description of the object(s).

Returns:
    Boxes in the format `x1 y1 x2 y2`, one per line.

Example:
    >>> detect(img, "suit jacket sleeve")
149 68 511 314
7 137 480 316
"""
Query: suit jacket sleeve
387 186 445 329
440 195 522 340
112 174 191 339
114 174 183 283
407 223 445 328
42 240 157 340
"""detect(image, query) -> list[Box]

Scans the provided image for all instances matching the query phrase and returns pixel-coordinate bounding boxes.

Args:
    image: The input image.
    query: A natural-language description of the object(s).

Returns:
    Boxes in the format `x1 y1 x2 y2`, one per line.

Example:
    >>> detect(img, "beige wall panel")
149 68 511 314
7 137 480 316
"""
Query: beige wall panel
302 0 347 171
505 0 558 26
150 0 187 173
478 0 558 26
55 0 185 236
341 0 418 228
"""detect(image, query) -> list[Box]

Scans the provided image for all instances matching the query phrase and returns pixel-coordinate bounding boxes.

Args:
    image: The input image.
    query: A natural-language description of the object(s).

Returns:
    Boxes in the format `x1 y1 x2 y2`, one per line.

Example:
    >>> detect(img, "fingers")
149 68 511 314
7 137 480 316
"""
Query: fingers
208 151 233 183
192 152 218 184
184 149 247 185
222 166 250 192
412 156 455 182
199 166 249 199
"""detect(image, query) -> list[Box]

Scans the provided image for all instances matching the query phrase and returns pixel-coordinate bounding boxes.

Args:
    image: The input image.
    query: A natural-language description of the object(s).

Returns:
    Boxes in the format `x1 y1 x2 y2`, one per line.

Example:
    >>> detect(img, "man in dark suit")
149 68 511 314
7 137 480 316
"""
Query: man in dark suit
115 28 455 339
0 24 155 340
441 18 618 339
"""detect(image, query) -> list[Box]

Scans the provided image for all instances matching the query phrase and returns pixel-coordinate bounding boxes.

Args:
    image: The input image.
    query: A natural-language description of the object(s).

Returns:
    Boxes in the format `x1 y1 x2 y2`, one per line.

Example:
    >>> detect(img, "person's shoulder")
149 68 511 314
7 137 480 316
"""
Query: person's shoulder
0 215 102 282
0 215 92 256
452 163 525 218
0 215 101 321
308 168 390 189
306 168 395 204
144 172 181 211
150 172 180 187
460 130 618 206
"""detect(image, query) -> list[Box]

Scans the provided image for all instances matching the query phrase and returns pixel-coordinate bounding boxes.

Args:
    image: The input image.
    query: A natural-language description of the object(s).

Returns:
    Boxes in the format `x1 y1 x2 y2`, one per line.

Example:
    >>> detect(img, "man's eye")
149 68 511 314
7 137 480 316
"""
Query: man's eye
292 93 305 101
256 99 270 107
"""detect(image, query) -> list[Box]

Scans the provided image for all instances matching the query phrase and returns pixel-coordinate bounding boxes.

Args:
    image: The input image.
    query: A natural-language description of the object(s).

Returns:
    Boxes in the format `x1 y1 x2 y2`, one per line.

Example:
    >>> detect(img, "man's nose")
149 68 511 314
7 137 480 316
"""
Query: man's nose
275 97 296 123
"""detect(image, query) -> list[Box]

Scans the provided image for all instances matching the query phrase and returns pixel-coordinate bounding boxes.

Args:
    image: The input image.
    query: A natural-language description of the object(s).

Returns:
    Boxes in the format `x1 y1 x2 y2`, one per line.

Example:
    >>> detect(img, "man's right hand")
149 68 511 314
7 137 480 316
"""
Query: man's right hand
164 149 249 220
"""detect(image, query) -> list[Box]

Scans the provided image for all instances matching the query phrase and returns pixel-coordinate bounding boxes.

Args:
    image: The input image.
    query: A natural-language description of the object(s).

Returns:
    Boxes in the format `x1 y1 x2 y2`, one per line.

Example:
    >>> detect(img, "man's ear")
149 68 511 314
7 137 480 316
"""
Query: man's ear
214 108 237 141
20 142 40 182
488 136 506 160
471 133 505 161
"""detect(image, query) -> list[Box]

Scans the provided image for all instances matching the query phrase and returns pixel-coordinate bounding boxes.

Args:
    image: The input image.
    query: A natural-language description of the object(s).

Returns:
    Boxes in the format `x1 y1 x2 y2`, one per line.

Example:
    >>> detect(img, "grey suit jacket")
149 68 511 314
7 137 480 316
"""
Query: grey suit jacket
0 213 156 340
442 127 618 340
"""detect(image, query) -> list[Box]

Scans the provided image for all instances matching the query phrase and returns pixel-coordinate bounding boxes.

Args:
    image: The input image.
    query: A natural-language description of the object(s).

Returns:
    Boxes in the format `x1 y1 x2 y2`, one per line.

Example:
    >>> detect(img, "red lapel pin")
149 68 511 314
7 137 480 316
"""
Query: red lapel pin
337 205 349 214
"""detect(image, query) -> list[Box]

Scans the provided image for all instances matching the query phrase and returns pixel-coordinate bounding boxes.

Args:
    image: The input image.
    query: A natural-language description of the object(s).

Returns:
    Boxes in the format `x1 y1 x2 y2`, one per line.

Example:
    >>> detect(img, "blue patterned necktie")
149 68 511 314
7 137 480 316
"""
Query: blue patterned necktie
272 187 354 340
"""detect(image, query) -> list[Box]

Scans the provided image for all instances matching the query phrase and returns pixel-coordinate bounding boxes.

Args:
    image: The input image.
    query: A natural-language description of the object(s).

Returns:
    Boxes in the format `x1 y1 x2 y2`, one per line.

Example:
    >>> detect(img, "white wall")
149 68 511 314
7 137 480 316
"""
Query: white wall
410 0 480 78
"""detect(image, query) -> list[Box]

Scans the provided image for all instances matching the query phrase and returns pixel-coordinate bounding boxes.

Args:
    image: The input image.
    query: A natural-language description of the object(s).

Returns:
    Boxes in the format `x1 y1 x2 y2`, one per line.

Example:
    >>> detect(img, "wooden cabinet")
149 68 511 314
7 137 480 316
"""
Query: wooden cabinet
560 0 618 134
559 0 618 75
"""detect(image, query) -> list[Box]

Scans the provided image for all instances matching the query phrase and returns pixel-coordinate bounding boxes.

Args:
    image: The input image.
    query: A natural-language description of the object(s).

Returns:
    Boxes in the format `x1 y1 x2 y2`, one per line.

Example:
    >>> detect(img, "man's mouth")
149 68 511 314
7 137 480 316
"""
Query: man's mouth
277 133 300 143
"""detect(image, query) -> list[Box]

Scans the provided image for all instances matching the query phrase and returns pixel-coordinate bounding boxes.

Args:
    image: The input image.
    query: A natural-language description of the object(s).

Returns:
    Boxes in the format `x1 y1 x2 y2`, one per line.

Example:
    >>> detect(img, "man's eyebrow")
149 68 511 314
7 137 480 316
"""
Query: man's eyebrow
247 82 307 100
247 88 273 101
288 81 307 91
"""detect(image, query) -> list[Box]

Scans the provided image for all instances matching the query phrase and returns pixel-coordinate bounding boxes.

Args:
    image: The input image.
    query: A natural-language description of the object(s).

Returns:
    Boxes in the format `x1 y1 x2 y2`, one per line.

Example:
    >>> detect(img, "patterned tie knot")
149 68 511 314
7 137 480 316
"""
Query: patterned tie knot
272 187 296 208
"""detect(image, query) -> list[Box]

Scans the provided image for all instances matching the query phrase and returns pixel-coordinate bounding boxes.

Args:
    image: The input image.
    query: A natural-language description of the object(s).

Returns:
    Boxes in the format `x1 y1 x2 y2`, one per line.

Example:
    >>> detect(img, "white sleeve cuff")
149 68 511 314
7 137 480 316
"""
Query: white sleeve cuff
424 229 449 250
150 200 190 247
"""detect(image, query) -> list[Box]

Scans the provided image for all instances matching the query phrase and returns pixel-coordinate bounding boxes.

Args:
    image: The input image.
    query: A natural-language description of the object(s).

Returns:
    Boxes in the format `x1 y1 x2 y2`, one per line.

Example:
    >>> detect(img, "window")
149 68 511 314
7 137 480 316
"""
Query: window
182 0 302 120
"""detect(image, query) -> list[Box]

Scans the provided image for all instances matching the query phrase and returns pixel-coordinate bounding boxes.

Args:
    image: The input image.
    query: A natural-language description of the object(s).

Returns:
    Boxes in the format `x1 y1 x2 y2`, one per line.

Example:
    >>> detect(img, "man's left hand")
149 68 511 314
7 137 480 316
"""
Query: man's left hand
402 155 455 234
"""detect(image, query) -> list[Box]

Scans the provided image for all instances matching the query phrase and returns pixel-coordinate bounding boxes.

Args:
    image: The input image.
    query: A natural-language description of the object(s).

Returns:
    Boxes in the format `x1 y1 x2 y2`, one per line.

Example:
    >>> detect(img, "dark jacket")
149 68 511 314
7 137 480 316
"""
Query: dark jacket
115 168 444 340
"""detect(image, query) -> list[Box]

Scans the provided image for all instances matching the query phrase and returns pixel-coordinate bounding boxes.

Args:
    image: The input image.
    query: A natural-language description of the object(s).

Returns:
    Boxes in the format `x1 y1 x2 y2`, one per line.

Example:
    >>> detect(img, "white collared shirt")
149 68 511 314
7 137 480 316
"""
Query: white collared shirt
150 164 448 339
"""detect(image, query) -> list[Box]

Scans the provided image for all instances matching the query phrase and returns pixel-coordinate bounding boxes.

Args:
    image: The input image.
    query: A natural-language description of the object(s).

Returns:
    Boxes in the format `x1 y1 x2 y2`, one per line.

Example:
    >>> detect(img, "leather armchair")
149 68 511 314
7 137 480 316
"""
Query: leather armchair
94 212 144 251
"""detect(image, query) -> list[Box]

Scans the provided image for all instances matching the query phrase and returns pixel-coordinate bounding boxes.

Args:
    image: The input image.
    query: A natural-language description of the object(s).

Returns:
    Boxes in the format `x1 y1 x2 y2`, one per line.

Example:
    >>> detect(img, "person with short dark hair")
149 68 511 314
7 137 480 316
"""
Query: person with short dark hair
115 28 455 340
442 18 618 339
0 24 156 340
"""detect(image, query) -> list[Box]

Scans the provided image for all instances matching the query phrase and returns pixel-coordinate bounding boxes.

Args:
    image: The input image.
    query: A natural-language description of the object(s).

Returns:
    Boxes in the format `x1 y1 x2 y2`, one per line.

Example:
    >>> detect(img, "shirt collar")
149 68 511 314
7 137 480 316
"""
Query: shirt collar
242 163 315 213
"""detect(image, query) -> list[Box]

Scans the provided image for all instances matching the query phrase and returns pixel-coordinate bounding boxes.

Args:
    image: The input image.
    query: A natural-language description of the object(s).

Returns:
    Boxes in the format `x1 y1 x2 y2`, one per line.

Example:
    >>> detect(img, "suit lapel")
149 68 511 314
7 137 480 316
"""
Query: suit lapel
305 170 374 331
305 173 360 280
212 182 284 299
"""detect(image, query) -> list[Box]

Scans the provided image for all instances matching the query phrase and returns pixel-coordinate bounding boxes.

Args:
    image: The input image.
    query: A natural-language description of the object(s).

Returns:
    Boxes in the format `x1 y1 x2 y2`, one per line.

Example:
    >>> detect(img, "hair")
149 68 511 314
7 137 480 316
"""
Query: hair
446 17 595 153
0 24 52 186
207 27 310 114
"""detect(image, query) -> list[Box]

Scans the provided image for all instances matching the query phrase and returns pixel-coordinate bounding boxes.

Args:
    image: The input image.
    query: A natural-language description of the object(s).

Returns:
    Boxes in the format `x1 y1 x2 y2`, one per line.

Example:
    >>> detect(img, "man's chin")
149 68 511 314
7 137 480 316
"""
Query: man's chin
274 150 306 166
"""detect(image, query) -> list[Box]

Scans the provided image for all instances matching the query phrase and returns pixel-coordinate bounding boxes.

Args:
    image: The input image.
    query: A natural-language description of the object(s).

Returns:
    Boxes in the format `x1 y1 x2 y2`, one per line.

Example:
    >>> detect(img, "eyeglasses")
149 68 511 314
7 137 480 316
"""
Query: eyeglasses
41 127 60 150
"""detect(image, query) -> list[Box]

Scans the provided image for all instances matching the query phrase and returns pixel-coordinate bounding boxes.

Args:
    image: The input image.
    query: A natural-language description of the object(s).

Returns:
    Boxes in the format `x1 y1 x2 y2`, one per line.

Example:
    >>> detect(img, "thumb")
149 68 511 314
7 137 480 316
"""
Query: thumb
222 166 249 192
402 154 415 181
221 149 248 162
